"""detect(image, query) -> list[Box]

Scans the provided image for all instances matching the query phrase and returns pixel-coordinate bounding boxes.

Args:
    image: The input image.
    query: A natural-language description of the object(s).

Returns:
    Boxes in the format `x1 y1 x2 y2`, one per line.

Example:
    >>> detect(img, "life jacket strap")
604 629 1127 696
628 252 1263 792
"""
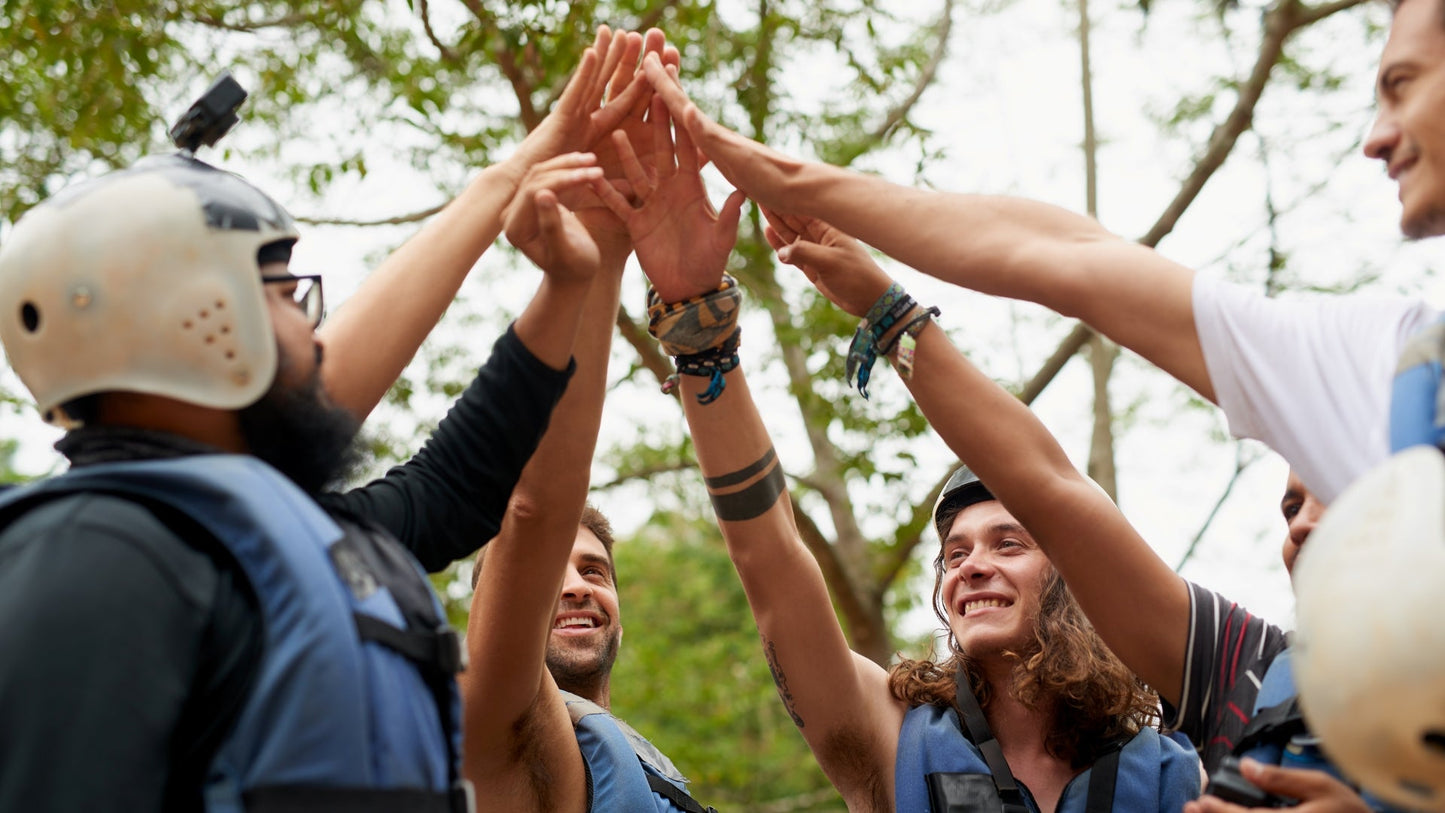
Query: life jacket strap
352 613 466 676
645 773 718 813
242 782 474 812
951 664 1031 813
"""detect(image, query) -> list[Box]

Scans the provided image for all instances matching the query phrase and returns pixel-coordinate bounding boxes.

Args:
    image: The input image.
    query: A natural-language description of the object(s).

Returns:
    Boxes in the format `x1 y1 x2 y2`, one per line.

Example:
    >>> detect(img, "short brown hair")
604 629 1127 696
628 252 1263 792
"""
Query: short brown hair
471 502 616 588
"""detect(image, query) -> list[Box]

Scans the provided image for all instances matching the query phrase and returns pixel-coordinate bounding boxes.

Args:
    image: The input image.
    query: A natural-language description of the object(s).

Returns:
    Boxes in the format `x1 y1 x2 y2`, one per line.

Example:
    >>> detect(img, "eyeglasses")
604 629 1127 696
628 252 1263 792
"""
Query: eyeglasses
261 274 325 329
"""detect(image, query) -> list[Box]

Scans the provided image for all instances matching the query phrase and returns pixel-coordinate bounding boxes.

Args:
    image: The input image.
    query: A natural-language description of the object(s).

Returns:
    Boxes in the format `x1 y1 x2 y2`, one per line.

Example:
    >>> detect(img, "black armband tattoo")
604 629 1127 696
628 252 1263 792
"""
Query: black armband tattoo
707 449 785 522
705 448 776 489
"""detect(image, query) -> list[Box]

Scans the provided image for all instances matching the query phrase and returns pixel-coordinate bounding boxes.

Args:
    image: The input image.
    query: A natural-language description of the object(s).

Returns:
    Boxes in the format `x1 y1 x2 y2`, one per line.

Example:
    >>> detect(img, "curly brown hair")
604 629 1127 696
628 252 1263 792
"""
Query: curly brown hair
888 556 1161 769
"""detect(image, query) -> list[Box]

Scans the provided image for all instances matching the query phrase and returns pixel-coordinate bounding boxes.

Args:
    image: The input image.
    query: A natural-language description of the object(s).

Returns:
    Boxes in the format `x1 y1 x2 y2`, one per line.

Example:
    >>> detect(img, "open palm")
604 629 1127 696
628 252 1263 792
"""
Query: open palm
594 96 747 303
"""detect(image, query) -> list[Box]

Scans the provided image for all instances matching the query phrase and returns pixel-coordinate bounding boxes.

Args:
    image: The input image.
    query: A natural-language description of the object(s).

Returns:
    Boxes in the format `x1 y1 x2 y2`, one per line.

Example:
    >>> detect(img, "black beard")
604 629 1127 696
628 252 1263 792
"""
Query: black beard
546 626 621 699
238 359 361 496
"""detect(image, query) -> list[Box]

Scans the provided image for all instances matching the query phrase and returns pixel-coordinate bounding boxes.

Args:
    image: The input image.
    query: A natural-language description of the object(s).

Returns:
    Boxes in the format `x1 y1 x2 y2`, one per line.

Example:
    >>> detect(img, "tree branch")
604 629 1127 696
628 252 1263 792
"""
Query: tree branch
594 458 695 490
1016 323 1093 405
190 12 309 31
876 466 954 588
418 0 459 62
791 505 882 654
457 0 543 130
1296 0 1370 27
637 0 686 32
297 202 447 226
1137 0 1302 248
1174 445 1261 571
1017 0 1328 398
865 0 954 146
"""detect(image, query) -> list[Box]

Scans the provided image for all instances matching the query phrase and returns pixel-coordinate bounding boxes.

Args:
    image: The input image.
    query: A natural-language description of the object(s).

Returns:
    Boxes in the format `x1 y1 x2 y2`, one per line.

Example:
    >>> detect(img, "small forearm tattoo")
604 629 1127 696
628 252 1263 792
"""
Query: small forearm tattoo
764 636 805 728
707 448 785 522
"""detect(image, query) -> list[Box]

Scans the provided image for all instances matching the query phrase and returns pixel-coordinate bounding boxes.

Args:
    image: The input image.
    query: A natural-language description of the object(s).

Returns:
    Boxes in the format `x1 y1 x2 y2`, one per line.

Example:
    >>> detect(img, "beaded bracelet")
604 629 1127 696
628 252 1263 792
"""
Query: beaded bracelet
847 283 914 398
663 331 742 405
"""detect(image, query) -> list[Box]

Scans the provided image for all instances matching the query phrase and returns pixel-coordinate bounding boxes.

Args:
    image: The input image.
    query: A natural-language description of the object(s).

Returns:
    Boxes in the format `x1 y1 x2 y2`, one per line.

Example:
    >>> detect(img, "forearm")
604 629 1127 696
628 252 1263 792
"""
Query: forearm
791 166 1101 295
679 366 892 760
461 255 623 741
320 160 528 419
900 321 1191 699
791 167 1212 398
507 246 625 553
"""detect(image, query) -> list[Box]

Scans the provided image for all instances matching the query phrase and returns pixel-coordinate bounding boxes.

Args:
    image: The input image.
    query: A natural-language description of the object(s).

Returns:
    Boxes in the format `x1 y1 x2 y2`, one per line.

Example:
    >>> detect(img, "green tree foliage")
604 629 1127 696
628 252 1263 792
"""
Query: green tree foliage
609 511 845 811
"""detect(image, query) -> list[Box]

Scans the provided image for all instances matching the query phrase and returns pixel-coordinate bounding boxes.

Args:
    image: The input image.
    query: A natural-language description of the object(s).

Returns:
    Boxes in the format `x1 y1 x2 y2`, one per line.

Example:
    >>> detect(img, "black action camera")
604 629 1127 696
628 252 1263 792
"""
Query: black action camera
169 72 247 153
1204 757 1293 808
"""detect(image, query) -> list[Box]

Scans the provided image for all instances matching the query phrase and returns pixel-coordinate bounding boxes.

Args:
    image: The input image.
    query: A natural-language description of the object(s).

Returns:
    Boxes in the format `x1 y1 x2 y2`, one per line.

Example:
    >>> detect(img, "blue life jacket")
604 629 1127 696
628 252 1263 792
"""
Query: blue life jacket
1389 318 1445 452
562 691 715 813
896 701 1201 812
1234 649 1403 812
0 456 471 813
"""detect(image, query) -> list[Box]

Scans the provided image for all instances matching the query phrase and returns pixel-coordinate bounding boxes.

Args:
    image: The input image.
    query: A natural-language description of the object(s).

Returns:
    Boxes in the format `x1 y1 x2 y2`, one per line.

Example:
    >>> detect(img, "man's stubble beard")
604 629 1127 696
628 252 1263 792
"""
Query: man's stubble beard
546 627 621 699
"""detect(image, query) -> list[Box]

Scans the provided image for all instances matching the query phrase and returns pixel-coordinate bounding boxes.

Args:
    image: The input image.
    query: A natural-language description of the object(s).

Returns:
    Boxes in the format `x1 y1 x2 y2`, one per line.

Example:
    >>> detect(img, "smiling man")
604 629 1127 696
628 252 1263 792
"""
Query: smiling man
1366 0 1445 240
544 507 624 702
458 29 717 813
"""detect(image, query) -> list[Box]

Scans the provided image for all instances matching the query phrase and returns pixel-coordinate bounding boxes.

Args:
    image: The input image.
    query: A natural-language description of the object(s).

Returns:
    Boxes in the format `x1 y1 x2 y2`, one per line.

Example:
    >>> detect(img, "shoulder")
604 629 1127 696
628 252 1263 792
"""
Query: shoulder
1181 580 1286 650
0 491 225 609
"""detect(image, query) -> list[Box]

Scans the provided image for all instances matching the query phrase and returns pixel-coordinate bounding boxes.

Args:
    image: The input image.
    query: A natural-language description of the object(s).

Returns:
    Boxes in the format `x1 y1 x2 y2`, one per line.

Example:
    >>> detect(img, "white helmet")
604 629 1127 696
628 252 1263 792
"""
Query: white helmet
1292 444 1445 811
0 154 298 425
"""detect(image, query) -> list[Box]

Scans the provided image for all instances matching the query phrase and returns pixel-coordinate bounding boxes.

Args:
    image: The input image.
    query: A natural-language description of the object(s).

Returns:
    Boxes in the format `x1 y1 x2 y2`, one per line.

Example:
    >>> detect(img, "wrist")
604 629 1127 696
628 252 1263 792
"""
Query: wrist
650 273 722 304
647 276 745 404
845 284 939 397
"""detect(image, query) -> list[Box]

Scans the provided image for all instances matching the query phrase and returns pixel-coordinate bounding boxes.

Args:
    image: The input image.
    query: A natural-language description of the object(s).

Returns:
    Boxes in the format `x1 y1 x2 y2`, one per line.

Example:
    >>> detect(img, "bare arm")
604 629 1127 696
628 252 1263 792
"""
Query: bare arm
318 26 652 418
677 369 905 807
768 212 1192 706
594 100 903 809
460 30 657 811
459 169 628 810
644 57 1215 403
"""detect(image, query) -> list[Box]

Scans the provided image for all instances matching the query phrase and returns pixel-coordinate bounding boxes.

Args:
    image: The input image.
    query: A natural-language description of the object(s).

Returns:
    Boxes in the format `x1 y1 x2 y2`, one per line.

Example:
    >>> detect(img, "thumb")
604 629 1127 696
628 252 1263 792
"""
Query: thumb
717 189 747 237
1239 758 1355 801
777 238 838 271
534 189 563 242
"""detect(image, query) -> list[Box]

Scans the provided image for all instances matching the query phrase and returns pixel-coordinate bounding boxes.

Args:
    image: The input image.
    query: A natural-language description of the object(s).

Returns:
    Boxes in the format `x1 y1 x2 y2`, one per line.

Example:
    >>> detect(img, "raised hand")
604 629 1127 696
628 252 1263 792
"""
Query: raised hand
512 27 652 173
762 209 892 318
504 153 605 284
566 29 675 246
591 95 747 302
641 54 811 216
590 29 678 193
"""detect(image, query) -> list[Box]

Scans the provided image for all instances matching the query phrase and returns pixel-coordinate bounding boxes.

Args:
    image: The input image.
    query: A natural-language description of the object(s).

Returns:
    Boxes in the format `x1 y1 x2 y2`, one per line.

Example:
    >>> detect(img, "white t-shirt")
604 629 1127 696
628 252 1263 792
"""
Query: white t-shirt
1193 274 1439 504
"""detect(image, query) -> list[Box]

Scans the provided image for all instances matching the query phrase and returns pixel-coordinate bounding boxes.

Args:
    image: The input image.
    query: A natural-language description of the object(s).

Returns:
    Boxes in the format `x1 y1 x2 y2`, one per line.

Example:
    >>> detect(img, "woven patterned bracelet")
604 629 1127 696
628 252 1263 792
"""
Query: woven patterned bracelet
646 275 742 357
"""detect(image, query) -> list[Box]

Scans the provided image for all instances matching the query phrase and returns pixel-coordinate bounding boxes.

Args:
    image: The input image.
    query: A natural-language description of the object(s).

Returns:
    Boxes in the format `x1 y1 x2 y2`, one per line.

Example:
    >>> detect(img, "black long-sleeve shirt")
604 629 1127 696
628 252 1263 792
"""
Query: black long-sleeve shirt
0 326 571 812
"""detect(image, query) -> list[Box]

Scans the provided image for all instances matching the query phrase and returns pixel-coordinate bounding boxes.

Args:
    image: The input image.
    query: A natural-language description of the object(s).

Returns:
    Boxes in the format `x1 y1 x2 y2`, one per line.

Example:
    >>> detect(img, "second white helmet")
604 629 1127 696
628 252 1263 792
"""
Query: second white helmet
1293 444 1445 811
